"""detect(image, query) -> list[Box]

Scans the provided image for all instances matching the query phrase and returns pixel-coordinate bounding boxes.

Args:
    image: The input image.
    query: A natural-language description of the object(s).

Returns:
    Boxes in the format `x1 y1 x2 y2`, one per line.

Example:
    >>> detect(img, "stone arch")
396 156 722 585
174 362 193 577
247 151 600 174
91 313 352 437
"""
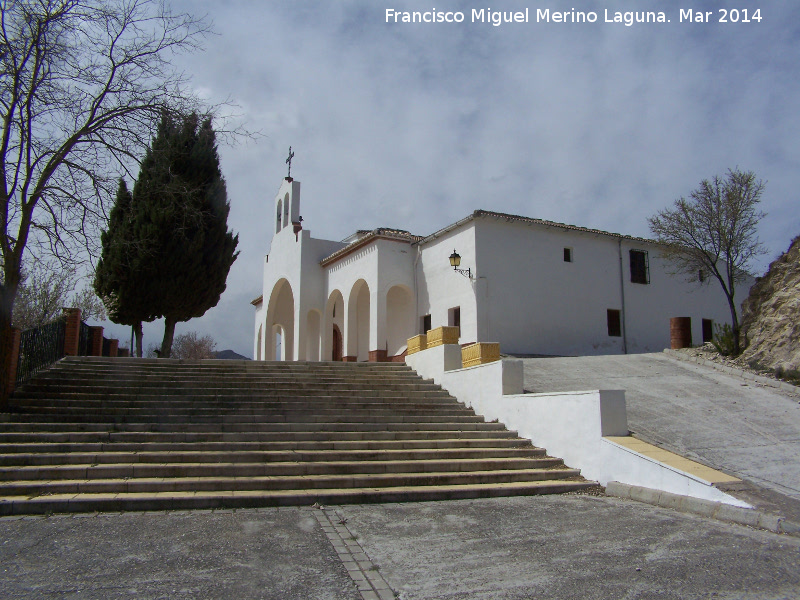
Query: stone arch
305 309 321 361
324 290 345 361
265 278 295 361
272 324 284 360
347 279 370 362
332 324 343 361
386 284 414 358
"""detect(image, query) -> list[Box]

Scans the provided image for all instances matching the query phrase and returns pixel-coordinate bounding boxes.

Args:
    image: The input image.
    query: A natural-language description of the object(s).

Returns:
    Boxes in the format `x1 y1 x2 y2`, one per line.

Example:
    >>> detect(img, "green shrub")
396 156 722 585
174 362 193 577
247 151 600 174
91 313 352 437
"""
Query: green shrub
774 365 800 383
711 323 737 356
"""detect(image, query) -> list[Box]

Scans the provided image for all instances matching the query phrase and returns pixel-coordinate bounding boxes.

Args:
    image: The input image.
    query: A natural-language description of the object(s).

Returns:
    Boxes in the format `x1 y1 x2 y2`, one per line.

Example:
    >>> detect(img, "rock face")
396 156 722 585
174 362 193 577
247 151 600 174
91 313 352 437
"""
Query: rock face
740 236 800 374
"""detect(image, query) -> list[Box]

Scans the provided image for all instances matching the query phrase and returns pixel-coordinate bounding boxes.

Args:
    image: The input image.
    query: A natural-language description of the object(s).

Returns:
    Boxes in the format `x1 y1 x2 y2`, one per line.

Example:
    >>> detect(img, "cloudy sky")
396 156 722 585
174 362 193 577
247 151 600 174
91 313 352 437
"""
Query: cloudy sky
101 0 800 357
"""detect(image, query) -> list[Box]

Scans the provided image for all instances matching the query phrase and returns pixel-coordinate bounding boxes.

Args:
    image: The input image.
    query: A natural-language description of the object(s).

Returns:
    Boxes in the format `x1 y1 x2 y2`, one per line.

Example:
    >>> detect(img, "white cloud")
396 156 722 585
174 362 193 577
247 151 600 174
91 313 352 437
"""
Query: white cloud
99 0 800 356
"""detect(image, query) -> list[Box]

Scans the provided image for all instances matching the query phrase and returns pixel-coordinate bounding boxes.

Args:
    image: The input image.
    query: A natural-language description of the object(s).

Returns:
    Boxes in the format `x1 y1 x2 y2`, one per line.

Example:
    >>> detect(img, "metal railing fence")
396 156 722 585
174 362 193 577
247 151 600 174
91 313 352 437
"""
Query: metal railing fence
15 318 67 386
78 321 91 356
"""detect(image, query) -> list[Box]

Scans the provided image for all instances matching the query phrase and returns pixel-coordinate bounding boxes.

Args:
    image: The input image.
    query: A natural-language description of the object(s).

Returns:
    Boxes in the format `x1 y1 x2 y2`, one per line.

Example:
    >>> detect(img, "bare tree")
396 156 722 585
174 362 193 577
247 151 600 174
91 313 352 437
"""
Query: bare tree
146 331 216 359
648 168 766 355
171 331 216 359
1 0 210 404
10 260 106 330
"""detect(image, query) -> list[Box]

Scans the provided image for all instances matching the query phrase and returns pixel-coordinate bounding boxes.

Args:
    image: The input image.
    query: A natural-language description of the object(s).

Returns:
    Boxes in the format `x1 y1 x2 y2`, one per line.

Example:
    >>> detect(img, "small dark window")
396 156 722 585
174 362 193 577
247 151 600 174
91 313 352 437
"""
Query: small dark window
448 306 461 335
421 314 431 334
630 249 649 284
607 309 622 337
563 248 573 262
702 319 714 344
698 269 705 282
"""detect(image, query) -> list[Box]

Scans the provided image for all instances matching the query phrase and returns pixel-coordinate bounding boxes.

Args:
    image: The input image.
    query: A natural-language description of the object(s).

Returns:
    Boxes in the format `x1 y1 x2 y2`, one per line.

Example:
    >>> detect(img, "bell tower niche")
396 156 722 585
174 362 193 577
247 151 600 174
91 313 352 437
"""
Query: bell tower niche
273 179 301 239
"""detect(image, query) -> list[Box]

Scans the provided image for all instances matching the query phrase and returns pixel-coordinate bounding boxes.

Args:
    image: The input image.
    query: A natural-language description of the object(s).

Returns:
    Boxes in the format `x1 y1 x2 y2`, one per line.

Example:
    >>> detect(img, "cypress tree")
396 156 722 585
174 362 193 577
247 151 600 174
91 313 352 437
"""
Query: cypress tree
133 112 239 357
94 179 157 357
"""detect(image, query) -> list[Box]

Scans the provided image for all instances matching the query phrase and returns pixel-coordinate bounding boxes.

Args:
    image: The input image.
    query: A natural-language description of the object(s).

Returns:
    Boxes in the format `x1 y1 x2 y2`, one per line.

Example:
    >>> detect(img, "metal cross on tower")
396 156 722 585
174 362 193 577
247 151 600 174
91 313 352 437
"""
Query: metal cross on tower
285 146 295 178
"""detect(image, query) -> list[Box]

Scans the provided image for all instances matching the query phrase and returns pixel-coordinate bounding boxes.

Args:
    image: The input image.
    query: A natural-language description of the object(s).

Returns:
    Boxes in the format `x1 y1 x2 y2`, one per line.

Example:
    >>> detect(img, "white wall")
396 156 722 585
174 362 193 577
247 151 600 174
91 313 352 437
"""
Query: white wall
471 216 753 356
407 344 750 507
257 178 346 361
326 238 416 359
416 223 480 344
257 187 753 361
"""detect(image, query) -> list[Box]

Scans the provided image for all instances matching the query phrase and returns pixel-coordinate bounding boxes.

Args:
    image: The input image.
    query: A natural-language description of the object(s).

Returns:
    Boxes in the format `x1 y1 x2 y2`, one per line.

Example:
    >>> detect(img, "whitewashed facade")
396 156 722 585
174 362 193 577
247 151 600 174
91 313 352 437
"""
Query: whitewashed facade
253 177 751 361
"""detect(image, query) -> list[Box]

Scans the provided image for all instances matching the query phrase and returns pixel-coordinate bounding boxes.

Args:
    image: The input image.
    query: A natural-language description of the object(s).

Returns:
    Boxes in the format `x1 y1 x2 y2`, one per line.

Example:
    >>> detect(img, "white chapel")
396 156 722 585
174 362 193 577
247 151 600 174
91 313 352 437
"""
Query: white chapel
252 176 750 362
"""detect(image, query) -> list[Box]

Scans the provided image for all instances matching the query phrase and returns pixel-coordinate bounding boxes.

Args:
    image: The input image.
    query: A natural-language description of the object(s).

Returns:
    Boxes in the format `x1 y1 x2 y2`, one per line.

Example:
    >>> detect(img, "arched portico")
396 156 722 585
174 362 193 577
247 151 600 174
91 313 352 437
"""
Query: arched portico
265 278 295 361
346 279 370 362
324 290 345 361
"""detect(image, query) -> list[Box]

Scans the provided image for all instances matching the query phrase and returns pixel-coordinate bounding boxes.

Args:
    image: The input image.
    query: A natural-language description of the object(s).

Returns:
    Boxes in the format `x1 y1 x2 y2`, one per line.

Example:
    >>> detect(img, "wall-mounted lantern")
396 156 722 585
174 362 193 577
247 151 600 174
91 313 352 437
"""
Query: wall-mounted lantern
449 249 472 279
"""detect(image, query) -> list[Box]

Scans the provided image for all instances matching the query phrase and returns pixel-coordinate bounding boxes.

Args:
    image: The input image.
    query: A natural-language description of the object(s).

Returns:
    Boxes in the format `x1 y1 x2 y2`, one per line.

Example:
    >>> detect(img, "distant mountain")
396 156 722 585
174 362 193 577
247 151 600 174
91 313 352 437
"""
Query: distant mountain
214 349 251 360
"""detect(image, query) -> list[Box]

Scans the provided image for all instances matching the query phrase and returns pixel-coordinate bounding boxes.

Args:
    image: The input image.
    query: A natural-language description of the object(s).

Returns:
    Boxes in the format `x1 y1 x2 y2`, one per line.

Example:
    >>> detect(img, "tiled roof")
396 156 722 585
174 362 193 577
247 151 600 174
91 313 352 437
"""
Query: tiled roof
416 209 655 245
321 209 656 268
472 210 655 244
320 228 423 267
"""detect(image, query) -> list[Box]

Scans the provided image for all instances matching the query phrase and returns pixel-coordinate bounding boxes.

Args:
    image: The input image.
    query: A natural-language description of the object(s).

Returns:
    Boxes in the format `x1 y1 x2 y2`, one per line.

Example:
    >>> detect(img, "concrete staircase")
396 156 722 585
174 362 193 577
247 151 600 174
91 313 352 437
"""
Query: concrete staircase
0 357 596 515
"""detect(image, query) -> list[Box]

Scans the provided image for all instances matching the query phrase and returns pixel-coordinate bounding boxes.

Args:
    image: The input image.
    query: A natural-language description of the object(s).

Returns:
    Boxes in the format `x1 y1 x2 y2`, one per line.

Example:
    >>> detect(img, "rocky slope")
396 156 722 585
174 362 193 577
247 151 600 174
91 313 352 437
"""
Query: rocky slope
740 236 800 375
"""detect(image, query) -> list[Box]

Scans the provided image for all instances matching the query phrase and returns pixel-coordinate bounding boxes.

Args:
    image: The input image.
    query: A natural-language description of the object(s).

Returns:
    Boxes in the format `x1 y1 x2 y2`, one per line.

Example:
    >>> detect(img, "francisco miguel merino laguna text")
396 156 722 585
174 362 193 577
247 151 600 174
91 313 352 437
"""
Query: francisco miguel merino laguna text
385 8 764 26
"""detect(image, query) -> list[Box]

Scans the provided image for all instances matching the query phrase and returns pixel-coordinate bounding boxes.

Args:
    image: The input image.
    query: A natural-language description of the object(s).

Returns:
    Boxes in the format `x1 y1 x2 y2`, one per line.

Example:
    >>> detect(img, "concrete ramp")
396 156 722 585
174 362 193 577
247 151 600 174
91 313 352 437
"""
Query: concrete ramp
522 352 800 516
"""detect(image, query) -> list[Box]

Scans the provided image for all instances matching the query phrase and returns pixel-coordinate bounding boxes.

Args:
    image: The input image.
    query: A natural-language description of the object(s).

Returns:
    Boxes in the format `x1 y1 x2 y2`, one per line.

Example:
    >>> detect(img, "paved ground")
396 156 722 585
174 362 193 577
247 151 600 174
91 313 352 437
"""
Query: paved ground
3 354 800 599
3 497 800 600
521 353 800 519
0 508 359 600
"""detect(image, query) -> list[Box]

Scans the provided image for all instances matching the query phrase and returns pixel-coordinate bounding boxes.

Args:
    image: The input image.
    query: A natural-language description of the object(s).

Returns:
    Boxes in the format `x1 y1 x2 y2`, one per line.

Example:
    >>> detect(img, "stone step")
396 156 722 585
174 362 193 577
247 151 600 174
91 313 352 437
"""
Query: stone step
0 467 580 496
0 420 510 433
21 388 452 402
45 358 416 374
0 437 533 454
14 397 463 409
29 369 425 379
5 413 486 426
0 446 546 467
0 457 565 481
10 406 474 419
20 380 445 392
0 429 521 444
1 358 597 513
0 421 510 435
0 479 598 516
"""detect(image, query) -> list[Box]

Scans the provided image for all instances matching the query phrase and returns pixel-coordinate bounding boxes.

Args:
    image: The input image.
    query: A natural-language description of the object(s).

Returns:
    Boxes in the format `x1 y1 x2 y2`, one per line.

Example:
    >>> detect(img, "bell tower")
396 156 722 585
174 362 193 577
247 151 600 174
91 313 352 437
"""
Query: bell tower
273 147 301 238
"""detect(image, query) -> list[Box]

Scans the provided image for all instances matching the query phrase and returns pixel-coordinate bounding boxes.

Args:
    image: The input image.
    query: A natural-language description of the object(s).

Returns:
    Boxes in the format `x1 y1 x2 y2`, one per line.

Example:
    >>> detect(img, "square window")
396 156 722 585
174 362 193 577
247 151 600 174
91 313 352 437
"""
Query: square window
607 309 622 337
563 247 573 262
630 249 649 284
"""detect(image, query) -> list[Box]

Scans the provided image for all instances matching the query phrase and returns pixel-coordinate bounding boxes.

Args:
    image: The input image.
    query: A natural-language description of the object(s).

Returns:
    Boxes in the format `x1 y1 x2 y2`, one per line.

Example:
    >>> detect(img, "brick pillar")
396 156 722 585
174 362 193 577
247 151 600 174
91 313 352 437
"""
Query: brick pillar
108 339 119 358
117 347 129 358
342 356 358 362
89 326 104 356
6 327 21 399
63 308 82 356
368 350 388 363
